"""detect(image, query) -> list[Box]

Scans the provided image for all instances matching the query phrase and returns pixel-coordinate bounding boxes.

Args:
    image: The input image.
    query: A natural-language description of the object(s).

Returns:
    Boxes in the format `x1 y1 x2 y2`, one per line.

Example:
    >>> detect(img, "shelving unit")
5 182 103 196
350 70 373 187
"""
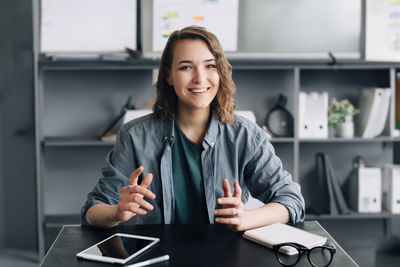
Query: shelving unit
34 59 400 256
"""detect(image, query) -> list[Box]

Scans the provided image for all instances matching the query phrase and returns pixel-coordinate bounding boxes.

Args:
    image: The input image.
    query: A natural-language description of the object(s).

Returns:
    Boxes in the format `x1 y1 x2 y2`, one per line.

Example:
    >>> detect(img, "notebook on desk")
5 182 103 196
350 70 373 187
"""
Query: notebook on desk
243 223 327 254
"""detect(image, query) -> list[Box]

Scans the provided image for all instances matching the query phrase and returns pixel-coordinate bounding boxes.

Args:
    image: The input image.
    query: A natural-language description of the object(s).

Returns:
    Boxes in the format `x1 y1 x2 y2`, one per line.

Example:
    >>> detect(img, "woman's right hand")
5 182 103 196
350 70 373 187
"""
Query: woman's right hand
115 166 156 223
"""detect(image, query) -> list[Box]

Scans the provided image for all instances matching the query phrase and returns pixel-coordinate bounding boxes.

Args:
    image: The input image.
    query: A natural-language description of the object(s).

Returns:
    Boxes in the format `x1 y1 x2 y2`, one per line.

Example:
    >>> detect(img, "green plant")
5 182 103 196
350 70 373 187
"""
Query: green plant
328 98 359 128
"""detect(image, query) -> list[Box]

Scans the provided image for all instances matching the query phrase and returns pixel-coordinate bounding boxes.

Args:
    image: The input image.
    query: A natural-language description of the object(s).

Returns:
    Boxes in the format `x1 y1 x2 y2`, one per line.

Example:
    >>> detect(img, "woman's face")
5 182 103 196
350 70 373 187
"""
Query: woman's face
167 39 220 114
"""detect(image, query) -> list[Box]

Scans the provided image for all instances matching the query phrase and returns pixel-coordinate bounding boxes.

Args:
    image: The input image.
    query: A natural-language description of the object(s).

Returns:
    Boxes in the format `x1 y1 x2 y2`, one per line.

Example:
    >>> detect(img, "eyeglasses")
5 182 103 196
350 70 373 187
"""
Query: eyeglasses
272 242 336 267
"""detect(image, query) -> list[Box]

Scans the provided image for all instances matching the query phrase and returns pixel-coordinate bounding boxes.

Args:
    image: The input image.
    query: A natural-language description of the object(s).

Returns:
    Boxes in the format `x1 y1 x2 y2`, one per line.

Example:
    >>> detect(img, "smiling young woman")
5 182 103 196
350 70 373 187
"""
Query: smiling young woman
82 26 305 231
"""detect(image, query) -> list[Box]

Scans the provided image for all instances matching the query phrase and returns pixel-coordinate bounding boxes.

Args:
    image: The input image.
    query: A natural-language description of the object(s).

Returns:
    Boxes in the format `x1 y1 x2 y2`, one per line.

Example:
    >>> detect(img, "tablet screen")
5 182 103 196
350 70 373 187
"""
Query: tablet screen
77 233 159 264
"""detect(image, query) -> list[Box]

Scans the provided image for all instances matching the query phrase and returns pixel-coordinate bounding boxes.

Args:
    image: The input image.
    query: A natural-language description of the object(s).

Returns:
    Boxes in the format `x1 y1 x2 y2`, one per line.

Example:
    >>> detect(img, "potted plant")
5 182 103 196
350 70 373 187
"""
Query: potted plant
328 98 359 138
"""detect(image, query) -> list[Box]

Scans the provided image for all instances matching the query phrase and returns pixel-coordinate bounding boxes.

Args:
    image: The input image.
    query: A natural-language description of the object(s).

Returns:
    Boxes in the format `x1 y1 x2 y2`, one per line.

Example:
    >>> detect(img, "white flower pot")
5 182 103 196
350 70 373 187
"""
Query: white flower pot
335 116 354 138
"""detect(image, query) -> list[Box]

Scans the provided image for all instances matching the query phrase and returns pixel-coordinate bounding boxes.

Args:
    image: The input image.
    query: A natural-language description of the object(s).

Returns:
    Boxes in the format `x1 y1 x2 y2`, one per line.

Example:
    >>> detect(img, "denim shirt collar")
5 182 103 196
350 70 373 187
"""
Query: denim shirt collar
202 114 219 148
163 113 220 148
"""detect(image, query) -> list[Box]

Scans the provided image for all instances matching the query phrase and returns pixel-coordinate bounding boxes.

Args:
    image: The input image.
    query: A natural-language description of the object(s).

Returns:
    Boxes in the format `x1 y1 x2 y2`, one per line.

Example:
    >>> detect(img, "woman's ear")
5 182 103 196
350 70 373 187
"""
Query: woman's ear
165 73 172 86
166 72 172 86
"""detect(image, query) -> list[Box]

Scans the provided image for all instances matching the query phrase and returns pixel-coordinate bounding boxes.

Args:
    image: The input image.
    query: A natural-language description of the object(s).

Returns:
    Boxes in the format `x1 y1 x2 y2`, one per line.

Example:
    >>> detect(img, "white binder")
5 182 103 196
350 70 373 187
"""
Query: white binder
359 88 391 138
349 163 382 213
383 164 400 214
298 92 328 138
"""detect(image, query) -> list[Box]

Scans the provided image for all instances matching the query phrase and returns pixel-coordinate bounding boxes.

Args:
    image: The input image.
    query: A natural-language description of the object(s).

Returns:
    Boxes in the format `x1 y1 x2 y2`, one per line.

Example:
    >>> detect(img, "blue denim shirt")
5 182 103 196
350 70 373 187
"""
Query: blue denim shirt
81 113 305 226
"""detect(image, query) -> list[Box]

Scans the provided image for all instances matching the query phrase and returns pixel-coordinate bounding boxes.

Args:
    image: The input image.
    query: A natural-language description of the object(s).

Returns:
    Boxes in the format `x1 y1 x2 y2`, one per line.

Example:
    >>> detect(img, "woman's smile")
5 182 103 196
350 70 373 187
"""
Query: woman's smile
188 87 210 93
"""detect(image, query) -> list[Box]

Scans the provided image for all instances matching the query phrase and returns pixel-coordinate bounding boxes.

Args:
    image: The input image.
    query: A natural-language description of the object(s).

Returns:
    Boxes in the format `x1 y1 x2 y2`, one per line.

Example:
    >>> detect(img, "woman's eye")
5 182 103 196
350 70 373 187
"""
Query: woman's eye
206 64 216 68
179 65 191 70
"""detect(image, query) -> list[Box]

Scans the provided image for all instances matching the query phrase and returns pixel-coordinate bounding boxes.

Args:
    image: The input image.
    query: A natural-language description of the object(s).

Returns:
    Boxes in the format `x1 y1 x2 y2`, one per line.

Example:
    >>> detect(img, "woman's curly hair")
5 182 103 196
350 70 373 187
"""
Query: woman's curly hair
153 26 236 123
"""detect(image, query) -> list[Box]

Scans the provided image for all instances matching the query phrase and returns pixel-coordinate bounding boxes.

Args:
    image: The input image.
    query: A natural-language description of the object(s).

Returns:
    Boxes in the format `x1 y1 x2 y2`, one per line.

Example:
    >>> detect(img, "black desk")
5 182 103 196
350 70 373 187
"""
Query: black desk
41 221 358 267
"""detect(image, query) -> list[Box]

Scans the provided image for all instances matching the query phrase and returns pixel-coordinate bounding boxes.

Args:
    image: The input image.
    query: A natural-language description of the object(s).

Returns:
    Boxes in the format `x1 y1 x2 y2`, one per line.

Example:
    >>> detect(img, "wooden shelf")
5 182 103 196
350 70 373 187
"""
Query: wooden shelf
39 56 160 71
43 136 297 146
42 136 400 147
43 137 114 147
38 56 400 71
299 137 400 143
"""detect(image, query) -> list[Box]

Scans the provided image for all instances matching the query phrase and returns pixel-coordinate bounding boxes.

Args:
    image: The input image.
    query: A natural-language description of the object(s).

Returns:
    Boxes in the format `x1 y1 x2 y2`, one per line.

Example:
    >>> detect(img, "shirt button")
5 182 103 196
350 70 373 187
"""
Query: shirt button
210 141 215 147
163 136 168 141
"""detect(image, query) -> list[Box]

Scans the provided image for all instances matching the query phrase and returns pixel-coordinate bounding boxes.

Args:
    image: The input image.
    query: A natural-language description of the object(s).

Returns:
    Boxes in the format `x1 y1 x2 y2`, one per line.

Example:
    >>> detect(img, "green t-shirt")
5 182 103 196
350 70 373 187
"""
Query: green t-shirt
172 123 209 224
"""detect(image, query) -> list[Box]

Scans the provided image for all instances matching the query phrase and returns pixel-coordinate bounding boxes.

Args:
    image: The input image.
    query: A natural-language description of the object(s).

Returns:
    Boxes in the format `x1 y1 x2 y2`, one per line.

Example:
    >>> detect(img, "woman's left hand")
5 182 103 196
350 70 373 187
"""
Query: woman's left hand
214 179 245 231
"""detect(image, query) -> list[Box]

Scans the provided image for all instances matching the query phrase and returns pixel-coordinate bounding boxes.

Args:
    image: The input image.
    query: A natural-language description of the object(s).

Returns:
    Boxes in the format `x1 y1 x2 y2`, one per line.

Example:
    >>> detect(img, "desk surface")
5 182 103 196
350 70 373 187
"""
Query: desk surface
41 221 358 267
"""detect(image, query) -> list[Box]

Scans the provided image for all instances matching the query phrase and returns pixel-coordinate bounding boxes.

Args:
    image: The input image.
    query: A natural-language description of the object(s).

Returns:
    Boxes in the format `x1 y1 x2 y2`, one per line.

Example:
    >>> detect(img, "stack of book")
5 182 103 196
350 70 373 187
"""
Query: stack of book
314 153 350 215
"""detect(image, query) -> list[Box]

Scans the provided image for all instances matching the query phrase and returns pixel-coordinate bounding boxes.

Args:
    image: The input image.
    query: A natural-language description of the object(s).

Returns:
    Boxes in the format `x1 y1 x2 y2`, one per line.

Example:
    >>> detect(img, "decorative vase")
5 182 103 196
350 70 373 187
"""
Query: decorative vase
335 116 354 138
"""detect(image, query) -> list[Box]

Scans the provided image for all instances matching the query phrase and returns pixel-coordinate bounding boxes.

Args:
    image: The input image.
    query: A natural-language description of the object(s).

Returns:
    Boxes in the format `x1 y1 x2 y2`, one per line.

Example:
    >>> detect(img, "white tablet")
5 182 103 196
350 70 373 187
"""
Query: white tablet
76 233 160 264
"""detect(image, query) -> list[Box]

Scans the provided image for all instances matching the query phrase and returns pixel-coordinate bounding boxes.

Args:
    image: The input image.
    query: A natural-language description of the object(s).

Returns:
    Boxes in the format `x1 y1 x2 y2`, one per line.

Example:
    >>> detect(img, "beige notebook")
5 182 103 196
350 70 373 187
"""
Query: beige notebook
243 223 327 255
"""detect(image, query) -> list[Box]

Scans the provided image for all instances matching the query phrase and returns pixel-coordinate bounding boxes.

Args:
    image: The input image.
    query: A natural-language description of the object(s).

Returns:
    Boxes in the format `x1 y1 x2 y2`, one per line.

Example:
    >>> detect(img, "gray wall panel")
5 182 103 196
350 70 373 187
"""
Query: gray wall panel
233 69 294 125
0 1 36 251
42 70 155 137
43 147 112 215
0 62 4 249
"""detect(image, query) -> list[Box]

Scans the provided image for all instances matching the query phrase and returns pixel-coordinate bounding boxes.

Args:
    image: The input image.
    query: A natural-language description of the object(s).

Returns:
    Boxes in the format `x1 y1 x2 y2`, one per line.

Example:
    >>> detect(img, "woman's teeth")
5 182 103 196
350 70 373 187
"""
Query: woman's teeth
190 88 208 93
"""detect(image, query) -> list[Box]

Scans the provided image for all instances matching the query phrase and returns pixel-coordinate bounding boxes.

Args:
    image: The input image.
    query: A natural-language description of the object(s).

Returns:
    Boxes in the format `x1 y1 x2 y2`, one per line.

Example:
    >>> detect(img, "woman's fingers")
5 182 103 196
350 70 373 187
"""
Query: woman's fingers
125 184 155 200
140 173 154 189
214 207 240 216
127 168 155 199
222 179 232 197
126 194 154 211
118 193 153 214
217 196 241 206
217 180 242 208
117 192 154 222
129 166 144 185
117 167 156 222
214 207 244 231
215 217 240 225
127 203 148 215
233 180 242 198
215 179 244 230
